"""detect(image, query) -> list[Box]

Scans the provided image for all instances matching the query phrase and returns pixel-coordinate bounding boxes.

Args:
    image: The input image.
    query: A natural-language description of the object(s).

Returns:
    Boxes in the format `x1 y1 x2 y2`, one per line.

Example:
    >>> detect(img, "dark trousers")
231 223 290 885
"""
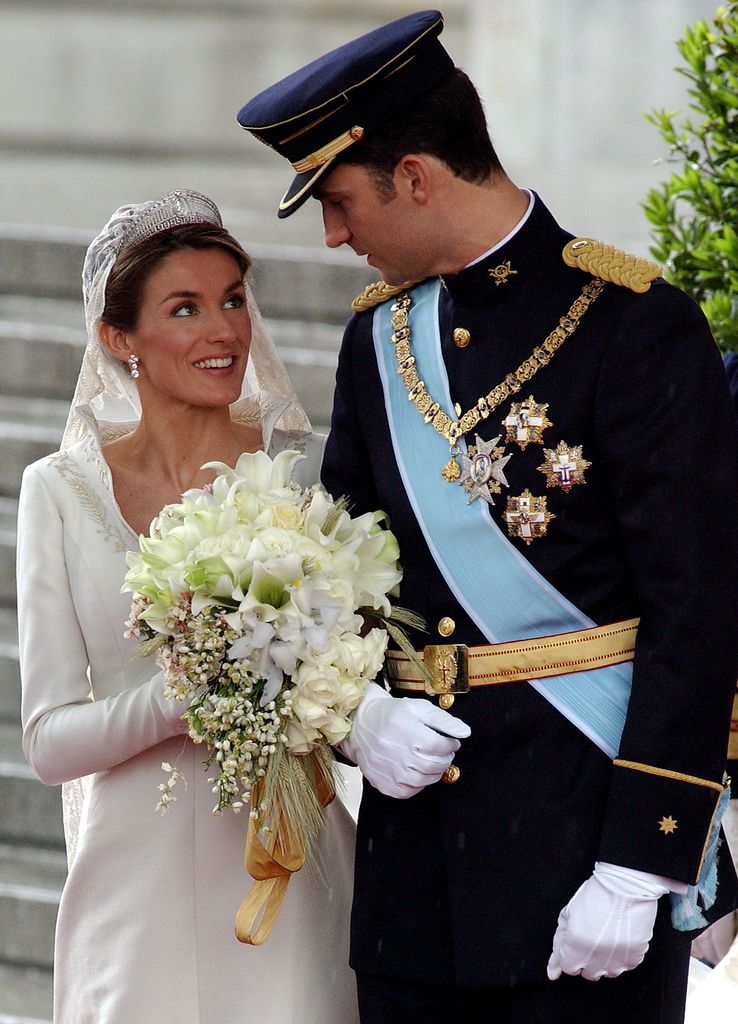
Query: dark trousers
355 943 691 1024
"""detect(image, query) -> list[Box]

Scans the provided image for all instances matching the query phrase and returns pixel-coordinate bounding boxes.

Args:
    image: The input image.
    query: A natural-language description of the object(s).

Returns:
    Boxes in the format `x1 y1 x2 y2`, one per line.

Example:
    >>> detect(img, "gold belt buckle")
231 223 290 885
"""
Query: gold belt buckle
423 644 470 696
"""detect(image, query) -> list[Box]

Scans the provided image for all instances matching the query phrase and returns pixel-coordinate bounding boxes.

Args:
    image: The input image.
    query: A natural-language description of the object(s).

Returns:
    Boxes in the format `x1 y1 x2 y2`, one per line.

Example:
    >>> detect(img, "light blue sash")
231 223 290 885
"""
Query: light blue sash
373 279 632 759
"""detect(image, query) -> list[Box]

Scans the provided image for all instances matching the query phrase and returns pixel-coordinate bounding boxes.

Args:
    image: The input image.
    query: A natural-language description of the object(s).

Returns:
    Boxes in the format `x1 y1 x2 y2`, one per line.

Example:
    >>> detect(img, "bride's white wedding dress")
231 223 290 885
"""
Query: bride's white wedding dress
686 800 738 1023
686 933 738 1023
17 407 359 1024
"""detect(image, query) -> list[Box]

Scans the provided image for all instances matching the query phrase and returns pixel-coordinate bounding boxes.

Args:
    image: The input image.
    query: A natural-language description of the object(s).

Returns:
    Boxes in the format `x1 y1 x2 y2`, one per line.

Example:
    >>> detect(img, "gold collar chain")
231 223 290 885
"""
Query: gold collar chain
388 277 606 479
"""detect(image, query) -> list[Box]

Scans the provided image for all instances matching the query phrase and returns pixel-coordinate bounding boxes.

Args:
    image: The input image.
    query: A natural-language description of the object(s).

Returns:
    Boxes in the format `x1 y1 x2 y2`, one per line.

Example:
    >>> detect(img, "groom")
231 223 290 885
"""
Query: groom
237 10 738 1022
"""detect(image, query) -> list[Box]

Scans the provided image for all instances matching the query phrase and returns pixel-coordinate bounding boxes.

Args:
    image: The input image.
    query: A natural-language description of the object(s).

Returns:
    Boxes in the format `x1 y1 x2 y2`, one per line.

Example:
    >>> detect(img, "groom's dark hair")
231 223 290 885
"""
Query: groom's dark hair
340 68 503 201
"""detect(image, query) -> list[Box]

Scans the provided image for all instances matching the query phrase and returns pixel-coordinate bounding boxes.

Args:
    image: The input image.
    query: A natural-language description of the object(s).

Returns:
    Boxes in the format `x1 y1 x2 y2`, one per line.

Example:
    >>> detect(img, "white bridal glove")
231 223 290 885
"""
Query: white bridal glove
547 861 679 981
337 684 471 799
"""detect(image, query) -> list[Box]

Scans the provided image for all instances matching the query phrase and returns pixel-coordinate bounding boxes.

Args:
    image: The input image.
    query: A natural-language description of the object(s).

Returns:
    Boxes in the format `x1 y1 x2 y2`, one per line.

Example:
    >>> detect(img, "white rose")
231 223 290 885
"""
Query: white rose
319 713 352 746
292 694 333 730
334 677 367 716
293 662 343 707
333 632 368 678
273 505 302 530
284 719 320 755
360 628 390 680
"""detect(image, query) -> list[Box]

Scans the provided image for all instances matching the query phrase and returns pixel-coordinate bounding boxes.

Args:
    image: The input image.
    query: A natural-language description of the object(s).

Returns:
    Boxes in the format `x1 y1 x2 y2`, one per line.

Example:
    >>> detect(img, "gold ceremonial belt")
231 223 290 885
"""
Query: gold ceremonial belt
386 619 639 697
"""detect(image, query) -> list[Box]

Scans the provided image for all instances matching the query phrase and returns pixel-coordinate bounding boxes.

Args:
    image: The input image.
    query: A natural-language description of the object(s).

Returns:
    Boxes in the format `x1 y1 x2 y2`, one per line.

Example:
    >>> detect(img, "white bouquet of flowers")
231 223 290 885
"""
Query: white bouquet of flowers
122 449 415 942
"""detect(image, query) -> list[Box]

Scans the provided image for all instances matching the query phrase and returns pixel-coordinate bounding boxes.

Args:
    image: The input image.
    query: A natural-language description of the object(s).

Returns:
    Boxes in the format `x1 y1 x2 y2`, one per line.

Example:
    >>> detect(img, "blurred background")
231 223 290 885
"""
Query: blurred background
0 0 722 249
0 2 723 1021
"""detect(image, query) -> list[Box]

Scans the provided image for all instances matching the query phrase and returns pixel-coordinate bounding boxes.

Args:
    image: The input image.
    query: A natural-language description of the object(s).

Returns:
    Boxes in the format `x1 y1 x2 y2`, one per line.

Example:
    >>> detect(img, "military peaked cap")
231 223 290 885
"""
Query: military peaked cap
236 9 454 218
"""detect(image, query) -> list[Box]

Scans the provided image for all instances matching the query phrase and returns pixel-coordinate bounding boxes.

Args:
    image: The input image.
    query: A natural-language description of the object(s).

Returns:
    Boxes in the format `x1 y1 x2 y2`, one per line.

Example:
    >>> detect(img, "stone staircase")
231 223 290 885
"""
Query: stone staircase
0 225 371 1021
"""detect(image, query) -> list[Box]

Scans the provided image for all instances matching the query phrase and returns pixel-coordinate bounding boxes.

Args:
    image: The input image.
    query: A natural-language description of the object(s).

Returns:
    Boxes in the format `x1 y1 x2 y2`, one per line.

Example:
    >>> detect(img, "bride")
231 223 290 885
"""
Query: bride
16 190 359 1023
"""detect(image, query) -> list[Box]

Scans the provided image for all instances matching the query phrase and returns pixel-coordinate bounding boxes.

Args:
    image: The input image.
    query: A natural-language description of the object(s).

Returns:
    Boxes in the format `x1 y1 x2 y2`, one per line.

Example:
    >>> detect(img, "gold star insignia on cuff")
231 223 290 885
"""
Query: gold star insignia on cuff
658 815 678 835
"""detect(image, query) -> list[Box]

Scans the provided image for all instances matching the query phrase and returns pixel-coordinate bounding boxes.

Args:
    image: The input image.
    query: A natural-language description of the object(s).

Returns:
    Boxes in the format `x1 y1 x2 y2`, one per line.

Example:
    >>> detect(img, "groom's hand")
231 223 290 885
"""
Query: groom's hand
546 861 674 981
337 683 471 798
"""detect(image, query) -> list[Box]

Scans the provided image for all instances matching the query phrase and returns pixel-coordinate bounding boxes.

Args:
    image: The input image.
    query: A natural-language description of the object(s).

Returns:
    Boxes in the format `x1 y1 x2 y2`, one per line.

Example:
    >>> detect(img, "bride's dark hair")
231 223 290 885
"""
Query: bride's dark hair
102 223 252 333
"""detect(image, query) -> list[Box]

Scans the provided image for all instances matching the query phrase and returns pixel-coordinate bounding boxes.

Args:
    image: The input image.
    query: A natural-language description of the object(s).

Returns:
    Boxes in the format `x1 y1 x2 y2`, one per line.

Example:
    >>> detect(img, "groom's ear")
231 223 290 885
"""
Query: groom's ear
99 322 131 364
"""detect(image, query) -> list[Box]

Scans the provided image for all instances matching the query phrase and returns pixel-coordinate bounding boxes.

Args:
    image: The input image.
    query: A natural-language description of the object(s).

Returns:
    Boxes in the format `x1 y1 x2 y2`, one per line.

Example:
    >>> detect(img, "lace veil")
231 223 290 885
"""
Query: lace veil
60 189 313 862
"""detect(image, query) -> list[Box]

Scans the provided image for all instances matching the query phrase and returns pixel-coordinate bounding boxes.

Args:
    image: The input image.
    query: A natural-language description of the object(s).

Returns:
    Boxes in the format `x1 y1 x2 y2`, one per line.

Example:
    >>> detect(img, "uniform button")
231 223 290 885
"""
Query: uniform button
453 328 471 349
439 694 455 710
441 764 461 785
437 616 455 637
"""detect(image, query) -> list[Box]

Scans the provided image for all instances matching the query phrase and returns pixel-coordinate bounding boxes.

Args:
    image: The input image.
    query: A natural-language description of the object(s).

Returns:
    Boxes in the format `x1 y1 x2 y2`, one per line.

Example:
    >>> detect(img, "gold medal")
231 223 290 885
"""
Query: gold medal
537 441 591 492
504 490 554 544
441 456 461 482
502 395 552 449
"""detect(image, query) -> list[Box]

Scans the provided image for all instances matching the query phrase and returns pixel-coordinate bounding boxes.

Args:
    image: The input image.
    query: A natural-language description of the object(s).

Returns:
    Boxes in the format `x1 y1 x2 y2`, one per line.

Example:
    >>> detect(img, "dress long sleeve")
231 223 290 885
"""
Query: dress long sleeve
17 461 186 786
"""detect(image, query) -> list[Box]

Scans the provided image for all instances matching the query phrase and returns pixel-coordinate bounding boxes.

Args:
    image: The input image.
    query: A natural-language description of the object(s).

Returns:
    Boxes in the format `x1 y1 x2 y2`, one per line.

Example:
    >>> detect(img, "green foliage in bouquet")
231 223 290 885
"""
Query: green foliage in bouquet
643 3 738 354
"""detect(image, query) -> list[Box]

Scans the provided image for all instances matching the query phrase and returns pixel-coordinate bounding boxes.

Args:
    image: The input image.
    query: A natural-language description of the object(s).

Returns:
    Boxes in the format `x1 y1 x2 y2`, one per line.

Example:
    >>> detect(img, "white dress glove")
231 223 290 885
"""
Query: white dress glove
547 861 677 981
337 684 471 799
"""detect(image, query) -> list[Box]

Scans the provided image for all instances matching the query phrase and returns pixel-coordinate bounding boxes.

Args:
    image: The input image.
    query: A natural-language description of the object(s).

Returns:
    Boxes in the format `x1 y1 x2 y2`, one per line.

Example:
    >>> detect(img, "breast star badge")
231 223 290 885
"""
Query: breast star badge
502 395 552 449
459 434 512 505
538 441 591 492
504 490 554 544
658 815 678 835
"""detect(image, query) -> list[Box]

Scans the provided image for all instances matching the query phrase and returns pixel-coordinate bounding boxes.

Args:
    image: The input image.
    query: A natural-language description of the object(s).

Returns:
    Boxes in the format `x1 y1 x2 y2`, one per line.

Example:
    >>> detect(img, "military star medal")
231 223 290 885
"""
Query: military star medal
459 434 512 505
502 395 552 449
658 815 678 835
538 441 591 492
504 490 554 544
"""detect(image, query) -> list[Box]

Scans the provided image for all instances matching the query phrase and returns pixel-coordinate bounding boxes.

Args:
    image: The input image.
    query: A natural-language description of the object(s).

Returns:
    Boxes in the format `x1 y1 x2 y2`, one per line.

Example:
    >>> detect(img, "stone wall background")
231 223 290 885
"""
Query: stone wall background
0 0 722 253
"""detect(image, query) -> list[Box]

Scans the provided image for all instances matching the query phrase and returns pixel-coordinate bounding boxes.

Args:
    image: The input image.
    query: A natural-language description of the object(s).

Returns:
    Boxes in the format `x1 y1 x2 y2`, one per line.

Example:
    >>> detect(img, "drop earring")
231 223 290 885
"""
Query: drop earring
128 353 140 379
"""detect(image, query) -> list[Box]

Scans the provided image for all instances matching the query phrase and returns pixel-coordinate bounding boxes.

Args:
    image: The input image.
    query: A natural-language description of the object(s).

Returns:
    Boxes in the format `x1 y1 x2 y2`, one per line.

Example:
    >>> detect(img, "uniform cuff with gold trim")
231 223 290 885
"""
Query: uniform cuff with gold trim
597 759 728 885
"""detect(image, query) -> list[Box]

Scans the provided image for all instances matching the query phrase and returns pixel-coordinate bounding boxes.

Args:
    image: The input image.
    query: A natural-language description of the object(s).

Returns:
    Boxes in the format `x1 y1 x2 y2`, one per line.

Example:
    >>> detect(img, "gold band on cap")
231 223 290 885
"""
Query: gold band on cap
291 126 365 173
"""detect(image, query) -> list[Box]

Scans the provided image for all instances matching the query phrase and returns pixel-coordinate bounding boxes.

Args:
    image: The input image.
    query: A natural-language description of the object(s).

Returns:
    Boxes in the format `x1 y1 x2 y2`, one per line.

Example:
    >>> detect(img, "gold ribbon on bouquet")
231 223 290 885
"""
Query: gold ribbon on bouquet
235 750 336 945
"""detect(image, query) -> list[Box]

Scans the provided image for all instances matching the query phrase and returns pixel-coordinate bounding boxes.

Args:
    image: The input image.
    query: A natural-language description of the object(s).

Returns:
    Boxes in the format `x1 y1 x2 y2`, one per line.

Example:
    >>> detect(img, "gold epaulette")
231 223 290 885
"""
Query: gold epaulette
563 238 662 294
351 279 420 313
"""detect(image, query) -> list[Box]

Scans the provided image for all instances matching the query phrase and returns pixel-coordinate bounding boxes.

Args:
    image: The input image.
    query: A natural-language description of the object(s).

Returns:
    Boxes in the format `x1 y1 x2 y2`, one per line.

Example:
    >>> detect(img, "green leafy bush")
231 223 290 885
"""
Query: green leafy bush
644 3 738 354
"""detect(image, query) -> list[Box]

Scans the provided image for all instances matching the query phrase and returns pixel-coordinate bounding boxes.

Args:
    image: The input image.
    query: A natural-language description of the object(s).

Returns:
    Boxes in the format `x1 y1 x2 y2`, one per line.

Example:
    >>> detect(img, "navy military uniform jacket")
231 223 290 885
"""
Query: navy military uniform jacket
321 195 738 988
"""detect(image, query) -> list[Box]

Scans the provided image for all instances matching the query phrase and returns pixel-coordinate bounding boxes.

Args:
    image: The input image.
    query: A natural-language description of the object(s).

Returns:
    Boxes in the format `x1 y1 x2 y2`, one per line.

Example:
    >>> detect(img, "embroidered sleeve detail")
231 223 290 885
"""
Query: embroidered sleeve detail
612 758 725 793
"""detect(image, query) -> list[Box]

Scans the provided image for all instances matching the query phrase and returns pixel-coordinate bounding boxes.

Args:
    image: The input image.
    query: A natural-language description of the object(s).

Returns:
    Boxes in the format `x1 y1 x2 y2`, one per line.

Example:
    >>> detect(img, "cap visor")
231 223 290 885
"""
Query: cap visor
277 159 338 219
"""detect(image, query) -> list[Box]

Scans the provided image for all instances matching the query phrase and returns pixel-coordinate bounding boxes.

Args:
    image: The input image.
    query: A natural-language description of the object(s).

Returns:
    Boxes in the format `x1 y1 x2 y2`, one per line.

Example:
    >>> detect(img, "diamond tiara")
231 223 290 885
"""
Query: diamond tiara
120 189 223 252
